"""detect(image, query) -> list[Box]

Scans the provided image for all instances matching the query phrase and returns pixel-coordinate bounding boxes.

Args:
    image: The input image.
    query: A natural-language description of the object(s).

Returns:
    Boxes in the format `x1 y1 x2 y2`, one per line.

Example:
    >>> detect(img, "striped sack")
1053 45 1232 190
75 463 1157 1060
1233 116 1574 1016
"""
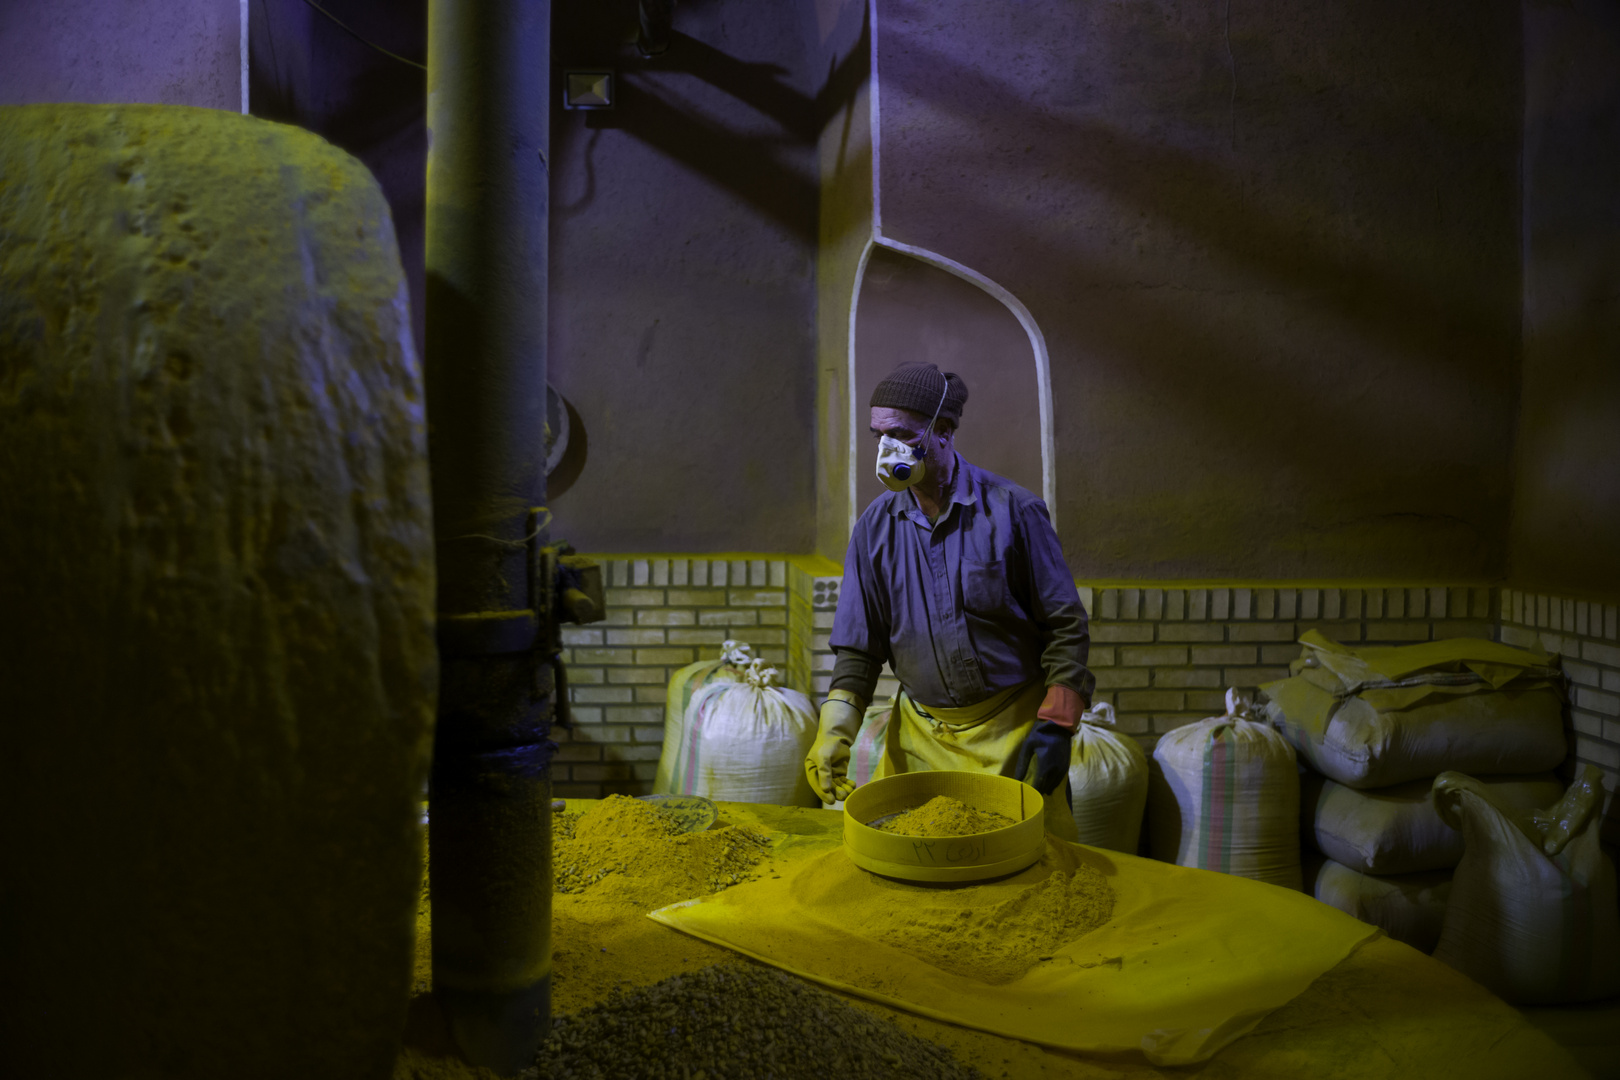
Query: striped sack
1150 688 1302 889
848 701 893 789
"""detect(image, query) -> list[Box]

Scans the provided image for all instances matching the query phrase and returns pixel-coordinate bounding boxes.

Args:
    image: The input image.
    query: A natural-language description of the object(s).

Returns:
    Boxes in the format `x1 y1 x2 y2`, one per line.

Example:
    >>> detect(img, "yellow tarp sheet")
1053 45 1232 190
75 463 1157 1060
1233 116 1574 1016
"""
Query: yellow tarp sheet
649 836 1379 1066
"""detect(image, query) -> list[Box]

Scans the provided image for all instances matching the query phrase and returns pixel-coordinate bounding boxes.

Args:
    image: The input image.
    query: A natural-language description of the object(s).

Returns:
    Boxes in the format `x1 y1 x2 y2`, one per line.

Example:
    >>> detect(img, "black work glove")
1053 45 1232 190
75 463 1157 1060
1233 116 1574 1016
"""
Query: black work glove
1014 720 1073 796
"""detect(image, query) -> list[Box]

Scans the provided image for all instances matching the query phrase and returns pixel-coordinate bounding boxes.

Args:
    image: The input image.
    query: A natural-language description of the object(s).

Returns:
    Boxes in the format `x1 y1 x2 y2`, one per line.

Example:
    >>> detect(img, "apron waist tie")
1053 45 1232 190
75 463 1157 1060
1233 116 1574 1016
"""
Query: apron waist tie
903 681 1037 733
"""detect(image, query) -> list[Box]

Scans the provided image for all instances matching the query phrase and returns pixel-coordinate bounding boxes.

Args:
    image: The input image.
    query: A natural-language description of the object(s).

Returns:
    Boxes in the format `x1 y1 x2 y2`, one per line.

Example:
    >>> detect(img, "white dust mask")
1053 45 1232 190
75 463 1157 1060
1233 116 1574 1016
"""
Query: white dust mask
876 435 927 491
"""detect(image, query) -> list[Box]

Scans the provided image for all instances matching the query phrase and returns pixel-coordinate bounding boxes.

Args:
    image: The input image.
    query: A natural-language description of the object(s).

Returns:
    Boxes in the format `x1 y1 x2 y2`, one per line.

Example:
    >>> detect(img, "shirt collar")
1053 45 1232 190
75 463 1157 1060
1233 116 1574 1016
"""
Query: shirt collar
886 454 977 521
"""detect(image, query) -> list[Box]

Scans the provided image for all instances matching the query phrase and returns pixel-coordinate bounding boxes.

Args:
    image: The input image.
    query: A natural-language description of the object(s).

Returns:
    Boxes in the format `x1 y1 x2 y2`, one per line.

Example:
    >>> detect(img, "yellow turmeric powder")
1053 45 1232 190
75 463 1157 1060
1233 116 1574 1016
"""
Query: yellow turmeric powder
554 795 772 907
792 846 1115 984
568 793 683 842
874 795 1016 837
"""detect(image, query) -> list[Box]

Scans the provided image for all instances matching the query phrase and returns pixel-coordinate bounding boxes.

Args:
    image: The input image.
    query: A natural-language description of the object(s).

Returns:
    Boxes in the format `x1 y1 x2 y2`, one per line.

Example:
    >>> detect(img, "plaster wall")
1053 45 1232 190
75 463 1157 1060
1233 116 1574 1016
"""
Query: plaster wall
546 1 824 554
869 0 1524 582
0 0 240 111
1510 0 1620 602
251 1 832 555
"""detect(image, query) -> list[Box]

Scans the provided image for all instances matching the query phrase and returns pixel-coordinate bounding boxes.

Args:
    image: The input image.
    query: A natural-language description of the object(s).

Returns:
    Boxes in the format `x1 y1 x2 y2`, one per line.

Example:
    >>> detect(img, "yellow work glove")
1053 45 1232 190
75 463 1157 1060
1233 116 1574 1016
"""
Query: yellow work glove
805 691 864 804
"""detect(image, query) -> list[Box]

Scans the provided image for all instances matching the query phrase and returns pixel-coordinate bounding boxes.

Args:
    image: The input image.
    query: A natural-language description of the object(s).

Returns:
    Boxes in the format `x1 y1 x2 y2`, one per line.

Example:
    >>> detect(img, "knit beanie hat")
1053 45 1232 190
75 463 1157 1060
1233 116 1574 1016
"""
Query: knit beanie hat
869 362 968 425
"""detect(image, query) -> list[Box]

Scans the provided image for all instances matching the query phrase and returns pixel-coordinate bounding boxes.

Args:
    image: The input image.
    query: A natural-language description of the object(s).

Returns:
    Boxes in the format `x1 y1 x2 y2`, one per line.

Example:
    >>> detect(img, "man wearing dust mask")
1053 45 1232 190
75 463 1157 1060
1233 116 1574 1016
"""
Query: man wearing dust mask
806 361 1095 838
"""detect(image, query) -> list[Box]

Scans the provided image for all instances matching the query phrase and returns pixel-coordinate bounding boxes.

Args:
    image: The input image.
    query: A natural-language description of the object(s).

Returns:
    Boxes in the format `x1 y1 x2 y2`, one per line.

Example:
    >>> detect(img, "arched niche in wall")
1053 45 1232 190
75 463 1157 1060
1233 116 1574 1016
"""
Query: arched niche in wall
850 239 1054 526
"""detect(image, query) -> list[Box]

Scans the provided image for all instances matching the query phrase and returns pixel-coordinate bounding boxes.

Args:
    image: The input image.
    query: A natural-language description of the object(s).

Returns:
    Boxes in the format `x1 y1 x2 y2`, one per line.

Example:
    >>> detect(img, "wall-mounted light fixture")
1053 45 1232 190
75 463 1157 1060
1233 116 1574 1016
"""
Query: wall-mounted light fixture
562 70 615 110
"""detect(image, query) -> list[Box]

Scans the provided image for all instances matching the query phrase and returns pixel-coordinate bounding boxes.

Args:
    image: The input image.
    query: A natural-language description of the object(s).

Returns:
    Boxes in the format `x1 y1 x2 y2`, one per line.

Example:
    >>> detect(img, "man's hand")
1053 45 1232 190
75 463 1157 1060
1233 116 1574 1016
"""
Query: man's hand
806 692 864 804
1014 720 1074 796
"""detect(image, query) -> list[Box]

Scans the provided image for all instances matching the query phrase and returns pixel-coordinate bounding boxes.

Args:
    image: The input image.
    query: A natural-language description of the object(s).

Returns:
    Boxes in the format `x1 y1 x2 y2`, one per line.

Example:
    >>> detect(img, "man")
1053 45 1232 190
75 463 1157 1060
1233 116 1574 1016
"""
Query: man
806 361 1094 838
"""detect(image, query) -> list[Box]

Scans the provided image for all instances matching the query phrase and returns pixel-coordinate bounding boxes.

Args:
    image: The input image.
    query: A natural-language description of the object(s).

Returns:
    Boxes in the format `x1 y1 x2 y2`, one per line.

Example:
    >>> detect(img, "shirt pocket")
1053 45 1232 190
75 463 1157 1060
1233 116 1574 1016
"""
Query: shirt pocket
961 559 1009 615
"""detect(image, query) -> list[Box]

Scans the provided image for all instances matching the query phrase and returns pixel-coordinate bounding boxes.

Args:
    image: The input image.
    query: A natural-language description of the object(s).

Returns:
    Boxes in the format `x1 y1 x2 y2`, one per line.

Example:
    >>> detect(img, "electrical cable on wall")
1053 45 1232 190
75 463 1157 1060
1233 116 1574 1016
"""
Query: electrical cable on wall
299 0 426 71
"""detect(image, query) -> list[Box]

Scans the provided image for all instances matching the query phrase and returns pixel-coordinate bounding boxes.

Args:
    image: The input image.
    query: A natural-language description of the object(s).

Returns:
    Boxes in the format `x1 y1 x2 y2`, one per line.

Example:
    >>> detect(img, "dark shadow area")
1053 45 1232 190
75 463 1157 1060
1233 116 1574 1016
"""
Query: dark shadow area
884 29 1518 369
245 0 868 555
585 77 817 244
249 0 868 367
554 1 869 245
1509 0 1620 598
543 0 866 554
547 394 588 501
250 0 428 353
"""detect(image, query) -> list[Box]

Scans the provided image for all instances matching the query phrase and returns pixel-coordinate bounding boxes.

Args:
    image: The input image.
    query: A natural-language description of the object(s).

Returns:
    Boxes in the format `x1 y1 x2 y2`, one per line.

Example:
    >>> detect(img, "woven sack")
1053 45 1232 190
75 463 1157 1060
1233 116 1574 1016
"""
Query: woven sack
1308 856 1452 953
848 700 893 789
1150 688 1301 889
1262 632 1565 788
1068 702 1148 853
653 641 750 794
1432 768 1620 1004
677 659 820 806
1304 770 1564 875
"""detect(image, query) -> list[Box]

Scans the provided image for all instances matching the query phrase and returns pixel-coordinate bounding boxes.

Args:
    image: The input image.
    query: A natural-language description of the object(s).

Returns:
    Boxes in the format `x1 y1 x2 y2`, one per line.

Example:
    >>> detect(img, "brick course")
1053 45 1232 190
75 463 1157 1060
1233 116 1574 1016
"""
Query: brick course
557 566 1620 841
1499 589 1620 842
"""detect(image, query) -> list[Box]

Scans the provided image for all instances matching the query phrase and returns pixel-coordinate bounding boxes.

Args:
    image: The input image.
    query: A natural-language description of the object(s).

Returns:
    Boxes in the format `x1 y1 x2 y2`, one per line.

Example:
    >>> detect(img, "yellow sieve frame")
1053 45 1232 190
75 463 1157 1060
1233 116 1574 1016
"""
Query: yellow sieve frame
842 771 1046 883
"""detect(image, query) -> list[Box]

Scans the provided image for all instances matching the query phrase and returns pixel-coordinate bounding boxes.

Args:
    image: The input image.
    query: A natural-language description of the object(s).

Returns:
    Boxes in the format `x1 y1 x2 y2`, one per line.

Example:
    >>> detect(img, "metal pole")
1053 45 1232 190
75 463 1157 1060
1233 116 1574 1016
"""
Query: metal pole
424 1 553 1074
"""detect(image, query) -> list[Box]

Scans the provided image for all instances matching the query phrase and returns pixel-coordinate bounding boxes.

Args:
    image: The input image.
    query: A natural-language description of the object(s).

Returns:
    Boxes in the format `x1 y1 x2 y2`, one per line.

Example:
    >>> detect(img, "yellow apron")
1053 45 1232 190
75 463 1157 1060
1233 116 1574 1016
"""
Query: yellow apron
878 681 1080 841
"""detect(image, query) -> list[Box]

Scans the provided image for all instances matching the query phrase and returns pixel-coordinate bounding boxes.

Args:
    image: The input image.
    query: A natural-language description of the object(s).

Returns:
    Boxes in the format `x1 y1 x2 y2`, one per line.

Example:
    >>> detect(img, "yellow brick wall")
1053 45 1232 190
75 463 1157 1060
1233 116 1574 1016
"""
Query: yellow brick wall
559 564 1618 839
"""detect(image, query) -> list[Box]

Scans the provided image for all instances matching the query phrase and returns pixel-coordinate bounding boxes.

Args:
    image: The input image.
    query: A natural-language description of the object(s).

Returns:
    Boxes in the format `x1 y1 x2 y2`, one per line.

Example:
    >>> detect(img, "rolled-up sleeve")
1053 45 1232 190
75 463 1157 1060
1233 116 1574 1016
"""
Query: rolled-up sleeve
829 524 890 703
1017 500 1094 705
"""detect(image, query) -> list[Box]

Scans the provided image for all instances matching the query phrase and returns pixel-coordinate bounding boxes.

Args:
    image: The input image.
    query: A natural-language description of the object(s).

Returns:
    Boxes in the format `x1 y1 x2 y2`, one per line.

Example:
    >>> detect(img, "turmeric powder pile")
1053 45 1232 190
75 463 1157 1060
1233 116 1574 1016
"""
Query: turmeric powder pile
553 794 772 907
792 846 1116 984
873 795 1016 837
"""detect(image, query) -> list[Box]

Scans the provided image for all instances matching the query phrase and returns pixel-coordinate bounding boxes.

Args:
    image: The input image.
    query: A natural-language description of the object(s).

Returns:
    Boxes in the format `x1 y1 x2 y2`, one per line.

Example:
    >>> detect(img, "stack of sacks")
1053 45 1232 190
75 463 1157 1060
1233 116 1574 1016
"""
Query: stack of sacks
1263 631 1567 951
1301 773 1563 951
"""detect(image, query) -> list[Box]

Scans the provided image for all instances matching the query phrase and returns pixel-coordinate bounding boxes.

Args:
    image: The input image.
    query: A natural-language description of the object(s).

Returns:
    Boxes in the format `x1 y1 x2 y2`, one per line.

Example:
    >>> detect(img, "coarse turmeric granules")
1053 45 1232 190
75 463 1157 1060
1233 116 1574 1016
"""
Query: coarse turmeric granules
873 795 1017 837
521 964 987 1080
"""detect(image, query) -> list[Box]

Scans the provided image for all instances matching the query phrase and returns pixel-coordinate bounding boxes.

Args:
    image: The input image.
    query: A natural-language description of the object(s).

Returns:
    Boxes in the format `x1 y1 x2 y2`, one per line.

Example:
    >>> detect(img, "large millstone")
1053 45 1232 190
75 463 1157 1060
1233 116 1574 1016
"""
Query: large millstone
0 105 436 1079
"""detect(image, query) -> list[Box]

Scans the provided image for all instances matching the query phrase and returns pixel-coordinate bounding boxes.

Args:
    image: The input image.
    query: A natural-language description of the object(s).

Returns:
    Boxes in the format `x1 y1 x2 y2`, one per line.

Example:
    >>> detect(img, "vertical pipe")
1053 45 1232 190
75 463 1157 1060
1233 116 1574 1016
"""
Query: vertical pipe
424 1 552 1074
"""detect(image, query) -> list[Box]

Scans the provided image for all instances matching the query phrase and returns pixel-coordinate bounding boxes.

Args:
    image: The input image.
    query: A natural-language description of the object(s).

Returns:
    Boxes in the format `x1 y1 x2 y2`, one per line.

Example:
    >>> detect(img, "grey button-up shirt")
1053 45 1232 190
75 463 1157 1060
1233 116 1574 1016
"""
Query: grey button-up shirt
830 456 1094 709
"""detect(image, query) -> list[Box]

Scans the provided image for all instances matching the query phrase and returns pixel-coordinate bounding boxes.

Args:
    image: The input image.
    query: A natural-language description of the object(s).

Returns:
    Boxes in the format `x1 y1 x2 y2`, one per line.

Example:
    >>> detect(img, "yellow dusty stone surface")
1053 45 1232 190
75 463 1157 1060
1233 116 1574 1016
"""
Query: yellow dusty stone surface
405 802 1584 1080
2 104 434 1080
